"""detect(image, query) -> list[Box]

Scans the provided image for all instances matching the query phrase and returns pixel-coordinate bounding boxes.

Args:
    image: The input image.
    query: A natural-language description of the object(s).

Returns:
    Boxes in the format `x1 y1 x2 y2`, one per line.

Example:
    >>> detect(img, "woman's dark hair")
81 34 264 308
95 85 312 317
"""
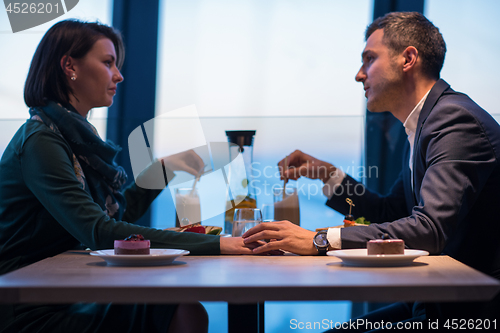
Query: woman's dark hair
24 19 124 107
366 12 446 80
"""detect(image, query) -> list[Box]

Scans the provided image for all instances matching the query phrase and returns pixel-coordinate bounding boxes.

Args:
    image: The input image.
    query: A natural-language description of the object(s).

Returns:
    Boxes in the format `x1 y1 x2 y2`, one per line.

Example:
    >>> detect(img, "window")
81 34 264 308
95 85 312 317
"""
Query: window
153 0 372 231
154 1 372 331
425 0 500 120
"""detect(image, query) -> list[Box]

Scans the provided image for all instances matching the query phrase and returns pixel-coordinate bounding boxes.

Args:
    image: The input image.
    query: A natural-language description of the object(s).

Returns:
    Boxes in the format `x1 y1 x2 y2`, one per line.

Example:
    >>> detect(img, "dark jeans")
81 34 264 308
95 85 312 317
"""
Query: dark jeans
1 303 178 333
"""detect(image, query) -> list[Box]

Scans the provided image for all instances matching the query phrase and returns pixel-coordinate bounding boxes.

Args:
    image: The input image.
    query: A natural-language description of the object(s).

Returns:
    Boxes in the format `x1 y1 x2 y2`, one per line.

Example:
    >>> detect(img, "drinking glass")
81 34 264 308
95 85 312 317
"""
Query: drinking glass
261 204 275 222
273 186 300 226
175 188 201 227
232 208 262 237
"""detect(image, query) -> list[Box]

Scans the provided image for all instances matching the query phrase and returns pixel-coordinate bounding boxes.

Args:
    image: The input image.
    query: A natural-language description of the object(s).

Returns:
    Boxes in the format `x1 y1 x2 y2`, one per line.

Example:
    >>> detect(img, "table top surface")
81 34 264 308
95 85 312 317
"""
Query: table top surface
0 251 498 304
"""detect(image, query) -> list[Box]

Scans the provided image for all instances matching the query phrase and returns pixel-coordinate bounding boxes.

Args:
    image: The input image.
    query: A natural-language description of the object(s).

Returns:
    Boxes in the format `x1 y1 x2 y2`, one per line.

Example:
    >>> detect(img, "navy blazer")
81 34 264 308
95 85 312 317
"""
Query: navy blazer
326 79 500 280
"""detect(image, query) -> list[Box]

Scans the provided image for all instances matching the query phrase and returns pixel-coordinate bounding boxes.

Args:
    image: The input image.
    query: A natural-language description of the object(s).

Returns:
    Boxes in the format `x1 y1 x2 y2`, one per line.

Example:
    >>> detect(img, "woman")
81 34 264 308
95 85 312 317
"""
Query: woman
0 20 259 332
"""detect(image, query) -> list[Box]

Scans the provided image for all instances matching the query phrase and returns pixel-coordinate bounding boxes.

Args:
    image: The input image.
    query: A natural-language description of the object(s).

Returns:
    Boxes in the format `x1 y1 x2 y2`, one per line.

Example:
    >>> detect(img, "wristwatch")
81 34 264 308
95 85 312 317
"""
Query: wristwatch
313 230 330 255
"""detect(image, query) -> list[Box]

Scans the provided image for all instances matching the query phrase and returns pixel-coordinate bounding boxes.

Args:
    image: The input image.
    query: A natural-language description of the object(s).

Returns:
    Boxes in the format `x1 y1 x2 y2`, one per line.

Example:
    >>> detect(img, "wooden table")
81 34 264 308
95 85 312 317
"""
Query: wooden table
1 251 499 332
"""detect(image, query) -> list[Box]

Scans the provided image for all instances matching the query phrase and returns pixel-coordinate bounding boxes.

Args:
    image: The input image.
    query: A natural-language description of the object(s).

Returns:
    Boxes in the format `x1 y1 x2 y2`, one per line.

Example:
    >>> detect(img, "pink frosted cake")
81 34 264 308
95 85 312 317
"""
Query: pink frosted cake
367 234 404 255
114 234 150 255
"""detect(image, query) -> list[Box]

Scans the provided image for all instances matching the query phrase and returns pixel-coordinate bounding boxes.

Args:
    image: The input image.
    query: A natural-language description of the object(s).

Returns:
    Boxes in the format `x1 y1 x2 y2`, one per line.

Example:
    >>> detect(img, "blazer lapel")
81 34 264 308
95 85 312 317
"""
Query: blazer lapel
412 79 451 199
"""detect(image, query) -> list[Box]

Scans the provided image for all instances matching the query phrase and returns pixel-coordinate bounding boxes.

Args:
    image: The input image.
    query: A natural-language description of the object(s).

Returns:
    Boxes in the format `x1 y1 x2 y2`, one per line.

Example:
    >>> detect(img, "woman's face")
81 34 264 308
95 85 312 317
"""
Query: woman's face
69 38 123 116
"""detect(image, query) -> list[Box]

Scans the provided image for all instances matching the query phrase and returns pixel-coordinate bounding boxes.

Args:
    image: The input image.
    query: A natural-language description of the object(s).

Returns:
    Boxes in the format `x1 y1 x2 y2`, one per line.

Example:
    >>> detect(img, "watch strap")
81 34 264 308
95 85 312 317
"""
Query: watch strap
316 245 328 256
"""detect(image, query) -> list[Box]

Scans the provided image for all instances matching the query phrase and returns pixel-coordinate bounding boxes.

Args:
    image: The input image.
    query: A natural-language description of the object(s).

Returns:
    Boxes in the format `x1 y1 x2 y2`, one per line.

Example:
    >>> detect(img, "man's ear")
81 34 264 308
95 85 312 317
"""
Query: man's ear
60 55 76 78
402 46 418 73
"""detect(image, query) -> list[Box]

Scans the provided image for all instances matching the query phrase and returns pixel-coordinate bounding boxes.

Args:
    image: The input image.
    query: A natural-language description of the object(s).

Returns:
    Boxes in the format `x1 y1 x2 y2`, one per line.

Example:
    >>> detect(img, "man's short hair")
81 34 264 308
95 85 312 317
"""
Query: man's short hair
366 12 446 80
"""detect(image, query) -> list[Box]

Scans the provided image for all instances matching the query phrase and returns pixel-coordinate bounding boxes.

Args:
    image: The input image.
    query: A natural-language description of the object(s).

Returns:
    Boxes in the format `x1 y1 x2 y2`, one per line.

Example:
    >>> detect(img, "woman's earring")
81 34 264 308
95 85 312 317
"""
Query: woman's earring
71 73 77 81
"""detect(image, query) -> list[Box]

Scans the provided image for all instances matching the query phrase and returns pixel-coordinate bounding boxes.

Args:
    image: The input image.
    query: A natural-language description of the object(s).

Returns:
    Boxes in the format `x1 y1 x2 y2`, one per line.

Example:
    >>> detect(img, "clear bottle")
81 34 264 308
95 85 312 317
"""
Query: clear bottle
224 131 257 234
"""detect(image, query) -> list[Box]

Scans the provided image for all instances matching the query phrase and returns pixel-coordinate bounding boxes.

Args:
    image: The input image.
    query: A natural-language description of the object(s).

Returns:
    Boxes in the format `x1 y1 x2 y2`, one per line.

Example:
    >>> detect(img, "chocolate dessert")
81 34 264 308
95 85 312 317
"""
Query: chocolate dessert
367 234 404 255
114 234 150 255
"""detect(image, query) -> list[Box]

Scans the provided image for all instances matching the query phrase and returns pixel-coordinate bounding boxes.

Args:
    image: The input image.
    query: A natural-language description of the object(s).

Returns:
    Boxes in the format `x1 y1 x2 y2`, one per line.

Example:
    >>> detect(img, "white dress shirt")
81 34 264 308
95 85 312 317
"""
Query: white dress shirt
403 90 430 187
322 90 430 250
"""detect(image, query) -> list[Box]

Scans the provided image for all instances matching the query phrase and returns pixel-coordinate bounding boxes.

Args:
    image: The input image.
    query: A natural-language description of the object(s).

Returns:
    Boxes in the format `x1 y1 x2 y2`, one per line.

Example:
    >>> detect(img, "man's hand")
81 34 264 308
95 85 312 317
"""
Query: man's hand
220 236 284 255
278 150 337 184
242 221 318 255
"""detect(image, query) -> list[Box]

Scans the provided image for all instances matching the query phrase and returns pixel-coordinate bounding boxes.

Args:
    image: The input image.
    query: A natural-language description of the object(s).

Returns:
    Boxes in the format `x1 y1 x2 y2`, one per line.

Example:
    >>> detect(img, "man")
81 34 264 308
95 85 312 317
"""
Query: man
243 11 500 326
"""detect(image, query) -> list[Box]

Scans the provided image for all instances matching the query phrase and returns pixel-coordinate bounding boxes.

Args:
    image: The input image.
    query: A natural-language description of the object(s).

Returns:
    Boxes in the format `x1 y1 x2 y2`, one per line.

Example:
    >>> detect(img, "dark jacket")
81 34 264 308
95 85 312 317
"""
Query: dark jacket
0 119 219 276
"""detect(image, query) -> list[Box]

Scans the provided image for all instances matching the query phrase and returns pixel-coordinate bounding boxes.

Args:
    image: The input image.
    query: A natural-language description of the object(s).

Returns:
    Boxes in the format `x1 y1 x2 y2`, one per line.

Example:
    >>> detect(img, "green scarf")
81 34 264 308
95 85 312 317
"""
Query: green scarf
29 101 127 219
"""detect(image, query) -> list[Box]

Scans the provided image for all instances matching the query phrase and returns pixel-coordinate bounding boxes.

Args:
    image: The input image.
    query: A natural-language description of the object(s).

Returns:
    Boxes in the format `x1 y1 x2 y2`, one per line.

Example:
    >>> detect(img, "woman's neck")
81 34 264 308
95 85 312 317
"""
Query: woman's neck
68 96 90 118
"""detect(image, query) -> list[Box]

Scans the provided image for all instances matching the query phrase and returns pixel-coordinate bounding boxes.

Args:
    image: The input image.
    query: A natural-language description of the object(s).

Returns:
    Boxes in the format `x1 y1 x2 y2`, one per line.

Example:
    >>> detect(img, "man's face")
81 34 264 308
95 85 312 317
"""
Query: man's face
355 29 403 113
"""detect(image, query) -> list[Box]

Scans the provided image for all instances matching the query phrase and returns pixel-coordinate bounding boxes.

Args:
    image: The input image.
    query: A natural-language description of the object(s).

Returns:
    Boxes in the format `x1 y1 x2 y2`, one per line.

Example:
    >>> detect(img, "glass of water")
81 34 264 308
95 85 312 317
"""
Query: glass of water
261 204 275 222
232 208 262 237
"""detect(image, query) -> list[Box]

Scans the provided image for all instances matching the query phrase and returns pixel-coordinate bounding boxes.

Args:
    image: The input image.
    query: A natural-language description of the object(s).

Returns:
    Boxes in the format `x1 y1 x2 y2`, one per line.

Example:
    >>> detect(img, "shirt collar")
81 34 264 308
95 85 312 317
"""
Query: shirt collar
403 90 430 136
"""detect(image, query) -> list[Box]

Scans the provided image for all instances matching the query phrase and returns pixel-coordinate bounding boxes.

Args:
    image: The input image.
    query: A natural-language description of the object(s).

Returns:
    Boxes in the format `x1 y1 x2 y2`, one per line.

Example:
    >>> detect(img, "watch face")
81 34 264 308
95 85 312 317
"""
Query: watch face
314 233 328 247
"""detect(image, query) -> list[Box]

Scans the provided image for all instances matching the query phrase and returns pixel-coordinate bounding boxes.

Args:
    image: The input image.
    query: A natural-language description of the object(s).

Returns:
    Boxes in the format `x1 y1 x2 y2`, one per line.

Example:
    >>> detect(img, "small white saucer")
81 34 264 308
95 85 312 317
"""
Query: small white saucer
327 249 429 267
90 249 189 266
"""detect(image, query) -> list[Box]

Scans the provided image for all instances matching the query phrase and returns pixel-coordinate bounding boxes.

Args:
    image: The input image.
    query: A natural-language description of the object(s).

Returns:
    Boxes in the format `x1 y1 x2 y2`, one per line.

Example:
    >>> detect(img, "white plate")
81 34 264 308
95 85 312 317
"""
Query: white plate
90 249 190 266
327 249 429 267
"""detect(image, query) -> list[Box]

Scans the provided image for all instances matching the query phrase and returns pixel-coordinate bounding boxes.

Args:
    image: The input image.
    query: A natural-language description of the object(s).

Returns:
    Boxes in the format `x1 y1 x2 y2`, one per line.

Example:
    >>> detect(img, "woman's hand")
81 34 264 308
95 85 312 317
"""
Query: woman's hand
162 149 204 176
134 149 204 189
220 236 283 255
